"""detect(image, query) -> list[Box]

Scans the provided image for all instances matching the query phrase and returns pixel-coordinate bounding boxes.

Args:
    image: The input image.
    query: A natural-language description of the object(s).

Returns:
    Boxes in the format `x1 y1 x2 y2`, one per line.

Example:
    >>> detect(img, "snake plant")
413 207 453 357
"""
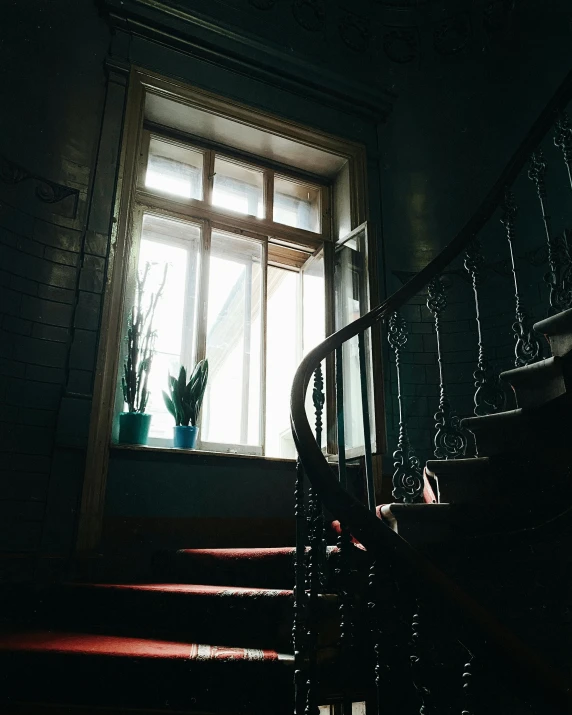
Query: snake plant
162 360 209 426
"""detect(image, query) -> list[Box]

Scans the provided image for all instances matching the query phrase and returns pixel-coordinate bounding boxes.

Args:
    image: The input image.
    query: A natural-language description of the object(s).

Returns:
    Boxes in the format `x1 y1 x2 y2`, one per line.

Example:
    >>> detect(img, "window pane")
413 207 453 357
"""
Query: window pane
302 252 326 451
274 177 321 233
335 234 371 452
146 137 203 200
266 267 299 459
212 158 264 218
201 231 263 448
136 214 201 442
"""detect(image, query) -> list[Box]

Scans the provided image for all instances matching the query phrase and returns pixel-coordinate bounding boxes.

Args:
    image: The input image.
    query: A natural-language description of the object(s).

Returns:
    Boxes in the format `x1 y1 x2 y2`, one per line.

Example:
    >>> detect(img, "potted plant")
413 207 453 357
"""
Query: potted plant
119 262 168 445
162 359 209 449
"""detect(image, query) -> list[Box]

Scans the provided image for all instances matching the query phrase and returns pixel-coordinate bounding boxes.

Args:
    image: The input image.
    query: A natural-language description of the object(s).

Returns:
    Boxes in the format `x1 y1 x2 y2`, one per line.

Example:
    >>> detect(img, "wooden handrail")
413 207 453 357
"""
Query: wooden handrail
290 69 572 709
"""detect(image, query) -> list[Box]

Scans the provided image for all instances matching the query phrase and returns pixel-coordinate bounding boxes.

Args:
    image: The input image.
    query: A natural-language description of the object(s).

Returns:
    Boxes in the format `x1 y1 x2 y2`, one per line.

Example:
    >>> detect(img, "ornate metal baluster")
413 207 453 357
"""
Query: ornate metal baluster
310 365 327 589
554 111 572 191
410 599 432 715
460 650 475 715
304 514 320 715
464 239 507 416
293 459 308 715
337 521 354 715
368 560 407 715
388 312 424 503
501 189 543 367
368 561 383 715
528 149 572 312
427 277 468 459
334 348 354 714
313 364 325 447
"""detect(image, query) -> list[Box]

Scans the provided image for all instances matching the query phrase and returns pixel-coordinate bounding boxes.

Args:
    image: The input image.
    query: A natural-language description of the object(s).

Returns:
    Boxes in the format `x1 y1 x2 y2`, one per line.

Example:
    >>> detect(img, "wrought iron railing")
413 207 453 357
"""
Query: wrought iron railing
291 70 572 715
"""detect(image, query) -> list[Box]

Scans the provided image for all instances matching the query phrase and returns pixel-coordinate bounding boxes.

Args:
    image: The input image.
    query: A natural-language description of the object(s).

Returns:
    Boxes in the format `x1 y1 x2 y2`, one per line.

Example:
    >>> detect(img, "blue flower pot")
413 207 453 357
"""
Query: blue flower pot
118 412 152 445
174 425 198 449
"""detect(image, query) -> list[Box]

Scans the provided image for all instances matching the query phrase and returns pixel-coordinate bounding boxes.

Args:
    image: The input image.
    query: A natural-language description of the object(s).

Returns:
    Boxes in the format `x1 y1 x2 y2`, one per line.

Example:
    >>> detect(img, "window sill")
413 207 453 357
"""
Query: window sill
110 442 297 470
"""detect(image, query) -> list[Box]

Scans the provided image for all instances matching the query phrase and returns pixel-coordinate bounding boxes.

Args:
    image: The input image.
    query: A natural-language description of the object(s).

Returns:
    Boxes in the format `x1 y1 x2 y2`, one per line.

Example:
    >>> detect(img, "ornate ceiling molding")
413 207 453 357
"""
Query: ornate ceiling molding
99 0 397 123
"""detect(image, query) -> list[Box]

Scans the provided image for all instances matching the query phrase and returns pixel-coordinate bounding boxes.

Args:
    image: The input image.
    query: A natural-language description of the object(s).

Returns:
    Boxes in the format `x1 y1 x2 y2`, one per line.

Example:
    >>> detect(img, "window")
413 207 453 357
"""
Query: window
120 130 331 457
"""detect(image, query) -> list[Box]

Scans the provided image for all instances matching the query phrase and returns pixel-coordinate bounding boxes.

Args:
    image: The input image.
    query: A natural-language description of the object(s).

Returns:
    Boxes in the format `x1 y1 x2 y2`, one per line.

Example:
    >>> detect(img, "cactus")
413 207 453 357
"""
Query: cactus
162 360 209 426
121 262 168 413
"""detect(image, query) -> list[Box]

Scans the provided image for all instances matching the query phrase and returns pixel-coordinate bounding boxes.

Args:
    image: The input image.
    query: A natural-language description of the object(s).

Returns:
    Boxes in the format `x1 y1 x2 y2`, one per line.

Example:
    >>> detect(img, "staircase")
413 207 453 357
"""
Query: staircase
4 68 572 715
2 304 572 713
0 545 374 714
289 69 572 715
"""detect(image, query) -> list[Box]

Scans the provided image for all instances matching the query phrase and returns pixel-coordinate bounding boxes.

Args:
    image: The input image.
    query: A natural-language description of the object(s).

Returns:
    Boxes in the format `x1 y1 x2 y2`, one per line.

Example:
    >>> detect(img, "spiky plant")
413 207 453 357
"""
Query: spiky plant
121 262 168 413
162 360 209 427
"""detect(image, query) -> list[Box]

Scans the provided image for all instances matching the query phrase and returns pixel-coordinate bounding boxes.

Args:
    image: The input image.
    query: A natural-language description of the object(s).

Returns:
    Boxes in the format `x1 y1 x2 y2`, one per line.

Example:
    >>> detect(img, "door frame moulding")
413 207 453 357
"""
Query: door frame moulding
76 65 380 554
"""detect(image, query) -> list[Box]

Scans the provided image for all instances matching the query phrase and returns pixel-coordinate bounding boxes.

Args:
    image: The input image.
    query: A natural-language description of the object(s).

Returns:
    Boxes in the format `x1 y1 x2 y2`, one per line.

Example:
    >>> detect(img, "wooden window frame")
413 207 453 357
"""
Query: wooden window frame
76 67 384 553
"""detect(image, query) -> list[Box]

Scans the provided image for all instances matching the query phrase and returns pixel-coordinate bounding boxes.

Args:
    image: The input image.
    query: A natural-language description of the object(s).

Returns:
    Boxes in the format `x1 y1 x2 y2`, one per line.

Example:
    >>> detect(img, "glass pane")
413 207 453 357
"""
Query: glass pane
212 158 264 218
145 137 203 200
302 252 326 451
274 176 321 233
335 233 373 449
266 267 299 459
136 214 201 442
201 231 263 447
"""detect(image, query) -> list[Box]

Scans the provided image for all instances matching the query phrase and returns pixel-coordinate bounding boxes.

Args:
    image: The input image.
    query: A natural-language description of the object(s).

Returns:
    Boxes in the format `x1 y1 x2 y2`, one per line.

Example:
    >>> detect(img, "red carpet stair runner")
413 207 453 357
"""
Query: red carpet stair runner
0 546 368 714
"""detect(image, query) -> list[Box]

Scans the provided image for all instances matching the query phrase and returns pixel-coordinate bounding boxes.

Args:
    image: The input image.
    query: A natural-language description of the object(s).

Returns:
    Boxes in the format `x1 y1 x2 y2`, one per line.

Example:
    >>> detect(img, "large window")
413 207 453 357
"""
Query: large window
120 131 330 457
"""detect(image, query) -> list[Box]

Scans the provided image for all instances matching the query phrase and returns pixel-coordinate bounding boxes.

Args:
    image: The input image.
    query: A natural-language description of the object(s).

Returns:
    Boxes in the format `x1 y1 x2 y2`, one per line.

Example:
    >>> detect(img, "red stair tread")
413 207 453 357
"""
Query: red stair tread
176 547 296 556
0 630 293 661
68 582 292 596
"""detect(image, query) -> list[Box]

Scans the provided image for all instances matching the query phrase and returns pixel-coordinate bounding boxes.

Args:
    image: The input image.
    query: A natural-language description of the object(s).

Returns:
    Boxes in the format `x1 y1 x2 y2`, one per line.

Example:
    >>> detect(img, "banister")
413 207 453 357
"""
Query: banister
290 69 572 708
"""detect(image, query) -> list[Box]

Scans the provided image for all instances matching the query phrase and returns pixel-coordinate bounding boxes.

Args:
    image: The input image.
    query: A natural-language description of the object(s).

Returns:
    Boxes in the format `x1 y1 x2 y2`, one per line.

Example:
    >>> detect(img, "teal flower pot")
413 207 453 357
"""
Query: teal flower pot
118 412 152 445
174 425 198 449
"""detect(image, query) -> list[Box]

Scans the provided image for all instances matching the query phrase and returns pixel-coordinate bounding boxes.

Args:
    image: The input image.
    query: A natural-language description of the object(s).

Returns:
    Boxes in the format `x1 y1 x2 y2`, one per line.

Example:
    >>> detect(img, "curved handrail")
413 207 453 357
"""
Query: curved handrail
290 69 572 707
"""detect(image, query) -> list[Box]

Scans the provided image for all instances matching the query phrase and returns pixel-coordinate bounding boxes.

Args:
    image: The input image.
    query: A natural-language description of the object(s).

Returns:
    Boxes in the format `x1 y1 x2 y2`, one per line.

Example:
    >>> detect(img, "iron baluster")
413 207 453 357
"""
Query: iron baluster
293 458 308 715
304 504 320 715
461 652 475 715
368 561 383 715
388 312 424 503
358 331 376 511
312 364 325 448
427 277 468 459
337 521 354 715
500 189 543 367
368 561 413 715
464 239 507 416
410 600 432 715
335 346 354 712
528 149 572 312
554 111 572 191
310 365 327 589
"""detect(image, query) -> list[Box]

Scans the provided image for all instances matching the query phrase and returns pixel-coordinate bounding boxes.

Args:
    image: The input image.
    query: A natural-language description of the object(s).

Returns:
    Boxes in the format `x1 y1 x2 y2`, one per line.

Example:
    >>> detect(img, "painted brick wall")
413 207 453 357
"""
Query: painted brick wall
0 0 109 580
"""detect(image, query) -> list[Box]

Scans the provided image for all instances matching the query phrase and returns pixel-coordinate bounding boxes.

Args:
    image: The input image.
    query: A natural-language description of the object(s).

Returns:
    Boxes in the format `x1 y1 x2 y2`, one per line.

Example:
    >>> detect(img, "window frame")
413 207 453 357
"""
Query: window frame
78 67 386 552
132 129 332 455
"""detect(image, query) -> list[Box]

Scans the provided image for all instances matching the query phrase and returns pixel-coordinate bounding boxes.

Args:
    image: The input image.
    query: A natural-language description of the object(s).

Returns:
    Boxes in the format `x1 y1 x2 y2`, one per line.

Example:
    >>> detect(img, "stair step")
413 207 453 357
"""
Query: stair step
461 392 572 457
151 545 350 589
35 582 314 652
500 355 572 409
379 503 460 544
425 458 491 504
152 547 297 588
0 630 294 714
534 308 572 357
